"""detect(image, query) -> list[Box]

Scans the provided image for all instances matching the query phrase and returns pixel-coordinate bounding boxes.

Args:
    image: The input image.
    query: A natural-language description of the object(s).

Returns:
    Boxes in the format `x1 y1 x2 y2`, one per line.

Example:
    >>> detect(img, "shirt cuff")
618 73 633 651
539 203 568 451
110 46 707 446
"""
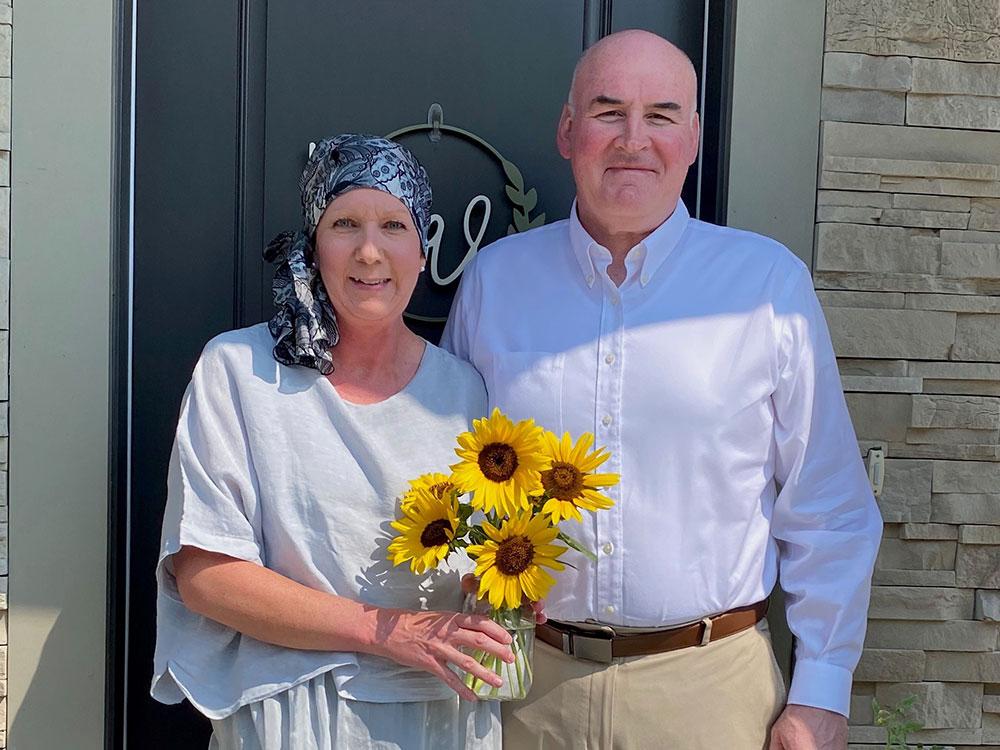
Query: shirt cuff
787 659 853 717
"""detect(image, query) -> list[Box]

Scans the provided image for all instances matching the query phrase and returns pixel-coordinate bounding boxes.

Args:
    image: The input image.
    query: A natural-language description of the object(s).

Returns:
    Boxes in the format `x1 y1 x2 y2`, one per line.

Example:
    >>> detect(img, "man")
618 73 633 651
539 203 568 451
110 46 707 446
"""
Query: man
442 30 882 749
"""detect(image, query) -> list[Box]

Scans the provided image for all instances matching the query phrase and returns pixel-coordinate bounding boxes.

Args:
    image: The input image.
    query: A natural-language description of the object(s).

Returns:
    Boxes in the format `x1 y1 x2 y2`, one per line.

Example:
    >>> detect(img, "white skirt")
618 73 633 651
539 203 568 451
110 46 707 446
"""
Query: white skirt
208 672 502 750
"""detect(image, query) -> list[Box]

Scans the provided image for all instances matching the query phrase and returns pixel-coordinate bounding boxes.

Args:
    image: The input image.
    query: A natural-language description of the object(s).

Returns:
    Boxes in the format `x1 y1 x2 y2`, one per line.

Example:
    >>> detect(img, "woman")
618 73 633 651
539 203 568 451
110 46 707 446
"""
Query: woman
151 134 512 749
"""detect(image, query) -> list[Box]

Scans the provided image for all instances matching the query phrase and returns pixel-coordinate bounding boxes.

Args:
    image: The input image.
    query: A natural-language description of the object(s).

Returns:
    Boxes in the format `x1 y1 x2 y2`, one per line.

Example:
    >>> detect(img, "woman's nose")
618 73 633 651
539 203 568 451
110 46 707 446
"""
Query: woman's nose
355 228 382 262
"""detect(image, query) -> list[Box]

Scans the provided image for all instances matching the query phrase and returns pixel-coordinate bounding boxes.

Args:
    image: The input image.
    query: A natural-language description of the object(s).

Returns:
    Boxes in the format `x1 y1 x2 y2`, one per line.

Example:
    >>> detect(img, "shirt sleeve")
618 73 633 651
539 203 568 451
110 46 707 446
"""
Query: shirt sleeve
157 339 265 600
439 256 482 361
770 265 883 717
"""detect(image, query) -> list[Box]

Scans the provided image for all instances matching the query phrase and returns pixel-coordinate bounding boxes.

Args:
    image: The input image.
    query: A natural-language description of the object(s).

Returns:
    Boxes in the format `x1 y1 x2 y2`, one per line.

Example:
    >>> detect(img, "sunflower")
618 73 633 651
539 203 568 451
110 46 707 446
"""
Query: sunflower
467 512 567 610
538 431 619 523
450 407 550 517
388 487 459 574
400 472 458 511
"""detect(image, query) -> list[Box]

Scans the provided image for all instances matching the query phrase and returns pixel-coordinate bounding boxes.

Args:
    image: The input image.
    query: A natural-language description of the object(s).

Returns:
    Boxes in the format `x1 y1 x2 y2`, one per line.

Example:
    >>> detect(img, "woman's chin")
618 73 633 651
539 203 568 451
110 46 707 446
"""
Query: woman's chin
337 301 408 329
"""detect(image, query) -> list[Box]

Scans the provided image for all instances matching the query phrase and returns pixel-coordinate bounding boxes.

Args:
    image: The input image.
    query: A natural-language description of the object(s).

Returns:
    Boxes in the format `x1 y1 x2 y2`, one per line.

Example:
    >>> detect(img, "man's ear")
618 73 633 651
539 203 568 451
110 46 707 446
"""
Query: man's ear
687 112 701 166
556 104 573 160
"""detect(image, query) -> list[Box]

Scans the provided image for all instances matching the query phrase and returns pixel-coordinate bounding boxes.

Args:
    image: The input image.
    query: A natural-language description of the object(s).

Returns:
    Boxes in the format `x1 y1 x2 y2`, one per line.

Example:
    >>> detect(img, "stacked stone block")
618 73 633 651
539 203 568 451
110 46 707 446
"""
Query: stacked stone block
1 1 9 746
822 1 1000 747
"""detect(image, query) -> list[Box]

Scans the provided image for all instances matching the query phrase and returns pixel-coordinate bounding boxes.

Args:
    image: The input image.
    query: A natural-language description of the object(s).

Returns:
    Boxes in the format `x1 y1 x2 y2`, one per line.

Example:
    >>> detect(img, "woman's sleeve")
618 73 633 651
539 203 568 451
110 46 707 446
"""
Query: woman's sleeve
158 339 264 600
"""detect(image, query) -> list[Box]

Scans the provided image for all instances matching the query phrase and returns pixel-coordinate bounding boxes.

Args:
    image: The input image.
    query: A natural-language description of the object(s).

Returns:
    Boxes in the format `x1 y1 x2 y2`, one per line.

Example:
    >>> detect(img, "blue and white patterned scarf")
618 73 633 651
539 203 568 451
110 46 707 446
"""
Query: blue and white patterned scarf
264 133 433 374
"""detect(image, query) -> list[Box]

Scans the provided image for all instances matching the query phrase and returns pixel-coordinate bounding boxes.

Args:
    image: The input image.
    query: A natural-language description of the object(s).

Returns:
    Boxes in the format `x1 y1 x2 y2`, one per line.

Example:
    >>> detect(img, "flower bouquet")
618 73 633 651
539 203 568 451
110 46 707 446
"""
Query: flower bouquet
387 407 618 700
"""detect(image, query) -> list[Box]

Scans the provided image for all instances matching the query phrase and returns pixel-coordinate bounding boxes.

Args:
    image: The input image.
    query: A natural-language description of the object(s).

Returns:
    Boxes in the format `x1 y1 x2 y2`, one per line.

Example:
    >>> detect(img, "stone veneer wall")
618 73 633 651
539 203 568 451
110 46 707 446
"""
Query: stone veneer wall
0 1 9 745
818 1 1000 747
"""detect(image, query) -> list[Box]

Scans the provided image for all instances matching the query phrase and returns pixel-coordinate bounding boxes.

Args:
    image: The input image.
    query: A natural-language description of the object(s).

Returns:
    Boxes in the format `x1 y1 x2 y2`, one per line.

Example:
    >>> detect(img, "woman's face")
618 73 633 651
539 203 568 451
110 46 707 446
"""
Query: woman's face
314 187 423 330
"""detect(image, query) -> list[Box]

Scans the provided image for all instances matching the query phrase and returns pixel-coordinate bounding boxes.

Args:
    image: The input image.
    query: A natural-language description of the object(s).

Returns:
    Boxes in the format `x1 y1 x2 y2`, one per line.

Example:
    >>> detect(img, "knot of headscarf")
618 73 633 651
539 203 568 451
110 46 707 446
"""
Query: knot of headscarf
264 133 433 374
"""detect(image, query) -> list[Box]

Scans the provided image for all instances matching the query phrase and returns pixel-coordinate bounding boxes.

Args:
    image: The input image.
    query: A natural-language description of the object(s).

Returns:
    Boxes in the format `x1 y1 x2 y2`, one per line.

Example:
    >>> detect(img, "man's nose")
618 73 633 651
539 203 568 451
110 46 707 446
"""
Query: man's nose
618 114 649 152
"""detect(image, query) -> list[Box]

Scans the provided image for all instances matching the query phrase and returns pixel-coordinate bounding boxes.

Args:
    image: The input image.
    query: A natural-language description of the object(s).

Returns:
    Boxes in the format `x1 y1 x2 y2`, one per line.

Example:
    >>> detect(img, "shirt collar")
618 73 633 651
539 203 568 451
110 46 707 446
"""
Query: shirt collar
568 198 691 288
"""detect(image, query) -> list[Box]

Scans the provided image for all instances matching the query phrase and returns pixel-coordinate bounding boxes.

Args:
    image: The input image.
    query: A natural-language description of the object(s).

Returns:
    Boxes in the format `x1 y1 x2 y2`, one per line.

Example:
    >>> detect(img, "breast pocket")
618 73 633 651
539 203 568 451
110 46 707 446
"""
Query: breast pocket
484 351 564 435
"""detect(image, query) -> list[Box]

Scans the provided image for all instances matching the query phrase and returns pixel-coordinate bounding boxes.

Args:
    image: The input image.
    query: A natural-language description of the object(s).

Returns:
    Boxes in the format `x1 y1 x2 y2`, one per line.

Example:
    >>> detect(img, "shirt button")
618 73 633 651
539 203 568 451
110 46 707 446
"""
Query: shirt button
601 414 613 427
641 274 650 284
602 542 614 555
586 274 595 284
605 605 616 615
604 353 615 365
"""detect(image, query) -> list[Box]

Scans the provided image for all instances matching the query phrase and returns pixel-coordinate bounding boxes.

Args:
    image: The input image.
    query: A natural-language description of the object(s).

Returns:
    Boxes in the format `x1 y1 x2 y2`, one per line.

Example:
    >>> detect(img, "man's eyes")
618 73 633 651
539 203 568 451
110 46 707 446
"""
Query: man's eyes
594 110 676 123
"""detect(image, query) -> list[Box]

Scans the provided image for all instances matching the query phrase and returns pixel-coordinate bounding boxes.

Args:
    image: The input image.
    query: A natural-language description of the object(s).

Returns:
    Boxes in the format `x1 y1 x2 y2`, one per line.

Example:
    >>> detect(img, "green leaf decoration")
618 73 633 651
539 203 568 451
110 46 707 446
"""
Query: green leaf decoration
501 159 524 191
521 188 538 212
502 156 545 236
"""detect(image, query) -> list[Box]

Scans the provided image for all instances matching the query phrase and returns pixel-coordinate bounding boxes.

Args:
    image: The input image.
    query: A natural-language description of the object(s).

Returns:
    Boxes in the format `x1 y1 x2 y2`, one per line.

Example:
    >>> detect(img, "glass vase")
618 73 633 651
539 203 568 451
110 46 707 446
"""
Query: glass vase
460 596 536 701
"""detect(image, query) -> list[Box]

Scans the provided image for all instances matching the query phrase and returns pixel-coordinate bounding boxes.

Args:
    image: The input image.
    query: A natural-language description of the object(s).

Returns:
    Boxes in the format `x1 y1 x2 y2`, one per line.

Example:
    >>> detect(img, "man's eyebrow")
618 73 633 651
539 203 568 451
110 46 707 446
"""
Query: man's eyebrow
588 95 684 112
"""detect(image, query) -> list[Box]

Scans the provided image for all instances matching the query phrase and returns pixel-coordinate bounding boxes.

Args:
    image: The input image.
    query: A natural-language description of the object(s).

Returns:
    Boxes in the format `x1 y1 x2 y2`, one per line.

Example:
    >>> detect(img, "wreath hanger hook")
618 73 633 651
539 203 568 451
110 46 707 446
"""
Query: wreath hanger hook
427 103 444 143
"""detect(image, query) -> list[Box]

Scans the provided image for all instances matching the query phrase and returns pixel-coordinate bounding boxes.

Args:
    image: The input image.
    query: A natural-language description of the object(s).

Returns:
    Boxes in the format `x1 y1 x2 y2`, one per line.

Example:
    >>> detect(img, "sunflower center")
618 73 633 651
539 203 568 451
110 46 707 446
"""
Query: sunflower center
542 462 585 501
495 535 534 575
429 481 454 498
420 519 452 548
478 442 519 483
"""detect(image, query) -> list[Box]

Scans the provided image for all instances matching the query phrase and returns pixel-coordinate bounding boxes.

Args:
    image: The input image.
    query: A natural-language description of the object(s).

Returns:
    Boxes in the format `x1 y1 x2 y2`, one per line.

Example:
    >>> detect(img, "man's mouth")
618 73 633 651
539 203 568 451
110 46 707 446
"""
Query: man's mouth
607 166 656 173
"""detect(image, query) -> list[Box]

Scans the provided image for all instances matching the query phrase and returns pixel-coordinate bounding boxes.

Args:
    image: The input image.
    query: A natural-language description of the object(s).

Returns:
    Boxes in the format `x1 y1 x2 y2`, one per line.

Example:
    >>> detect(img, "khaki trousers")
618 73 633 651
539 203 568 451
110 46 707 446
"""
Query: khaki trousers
501 620 786 750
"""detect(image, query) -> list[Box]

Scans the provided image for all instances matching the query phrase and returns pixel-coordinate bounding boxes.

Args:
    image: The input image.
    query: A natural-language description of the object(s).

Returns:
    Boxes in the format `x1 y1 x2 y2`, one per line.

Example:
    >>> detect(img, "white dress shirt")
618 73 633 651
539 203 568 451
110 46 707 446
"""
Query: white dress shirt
441 199 883 717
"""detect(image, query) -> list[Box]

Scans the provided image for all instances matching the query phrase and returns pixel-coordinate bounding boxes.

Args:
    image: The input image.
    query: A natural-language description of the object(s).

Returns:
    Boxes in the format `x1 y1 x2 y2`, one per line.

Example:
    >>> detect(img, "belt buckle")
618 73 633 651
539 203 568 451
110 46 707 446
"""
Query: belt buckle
697 616 713 647
564 624 617 664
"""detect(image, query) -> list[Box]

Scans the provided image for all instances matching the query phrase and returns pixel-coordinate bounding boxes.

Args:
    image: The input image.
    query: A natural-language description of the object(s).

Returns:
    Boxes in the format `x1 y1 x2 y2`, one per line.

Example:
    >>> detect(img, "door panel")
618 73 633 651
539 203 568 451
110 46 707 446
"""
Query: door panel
262 1 585 336
126 3 718 746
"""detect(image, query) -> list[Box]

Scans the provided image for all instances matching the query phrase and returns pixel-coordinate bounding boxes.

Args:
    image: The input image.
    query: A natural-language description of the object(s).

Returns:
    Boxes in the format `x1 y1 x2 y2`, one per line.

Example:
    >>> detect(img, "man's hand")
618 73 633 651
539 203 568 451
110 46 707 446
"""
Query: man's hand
769 704 847 750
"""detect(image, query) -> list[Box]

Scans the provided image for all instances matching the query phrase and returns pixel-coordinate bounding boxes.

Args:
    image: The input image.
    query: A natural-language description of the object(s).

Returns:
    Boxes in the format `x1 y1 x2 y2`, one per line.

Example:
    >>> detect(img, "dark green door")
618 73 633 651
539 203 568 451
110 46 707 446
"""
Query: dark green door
123 2 726 746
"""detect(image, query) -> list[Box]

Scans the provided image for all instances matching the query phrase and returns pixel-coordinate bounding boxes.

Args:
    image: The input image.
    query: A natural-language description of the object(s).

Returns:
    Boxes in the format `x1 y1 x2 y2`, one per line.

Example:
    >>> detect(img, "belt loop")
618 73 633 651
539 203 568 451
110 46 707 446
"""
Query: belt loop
698 616 713 646
561 632 572 656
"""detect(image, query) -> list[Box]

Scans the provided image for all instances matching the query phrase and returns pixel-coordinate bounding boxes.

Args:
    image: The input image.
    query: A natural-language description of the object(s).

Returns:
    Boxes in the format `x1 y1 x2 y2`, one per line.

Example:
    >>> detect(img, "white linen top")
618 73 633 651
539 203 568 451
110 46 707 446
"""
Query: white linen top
151 323 488 719
440 200 883 717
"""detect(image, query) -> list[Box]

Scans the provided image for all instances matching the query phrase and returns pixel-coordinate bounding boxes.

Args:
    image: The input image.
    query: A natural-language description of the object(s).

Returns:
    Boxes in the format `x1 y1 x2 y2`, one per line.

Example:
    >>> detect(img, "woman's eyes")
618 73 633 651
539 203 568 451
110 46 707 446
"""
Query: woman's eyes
329 217 409 231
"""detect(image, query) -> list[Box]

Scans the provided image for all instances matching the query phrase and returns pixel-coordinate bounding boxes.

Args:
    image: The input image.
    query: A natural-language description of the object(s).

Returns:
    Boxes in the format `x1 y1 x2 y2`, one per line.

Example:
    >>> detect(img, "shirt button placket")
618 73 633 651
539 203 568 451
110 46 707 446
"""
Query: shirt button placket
595 289 624 622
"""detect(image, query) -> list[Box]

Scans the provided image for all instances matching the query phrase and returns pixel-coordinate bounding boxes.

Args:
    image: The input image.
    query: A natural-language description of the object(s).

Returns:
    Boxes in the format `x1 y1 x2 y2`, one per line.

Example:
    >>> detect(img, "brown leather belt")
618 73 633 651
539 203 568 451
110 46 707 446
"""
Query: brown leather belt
535 600 768 664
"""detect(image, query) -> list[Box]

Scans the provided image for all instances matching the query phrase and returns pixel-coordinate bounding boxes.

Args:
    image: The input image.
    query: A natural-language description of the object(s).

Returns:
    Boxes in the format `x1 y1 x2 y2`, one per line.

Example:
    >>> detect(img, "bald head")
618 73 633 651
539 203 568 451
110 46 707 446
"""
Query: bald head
568 30 698 121
556 28 702 252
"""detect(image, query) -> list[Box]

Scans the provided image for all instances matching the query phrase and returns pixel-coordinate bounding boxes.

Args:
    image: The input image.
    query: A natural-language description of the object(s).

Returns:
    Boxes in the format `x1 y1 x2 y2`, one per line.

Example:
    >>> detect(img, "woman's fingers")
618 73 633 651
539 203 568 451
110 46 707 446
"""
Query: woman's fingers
457 613 513 645
429 660 481 702
460 573 479 595
440 646 504 692
452 627 515 664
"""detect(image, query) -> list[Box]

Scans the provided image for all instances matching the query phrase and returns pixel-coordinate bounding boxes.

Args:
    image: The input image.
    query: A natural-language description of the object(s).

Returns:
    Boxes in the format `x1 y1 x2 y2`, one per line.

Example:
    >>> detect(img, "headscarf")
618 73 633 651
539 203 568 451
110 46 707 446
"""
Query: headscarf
263 133 433 374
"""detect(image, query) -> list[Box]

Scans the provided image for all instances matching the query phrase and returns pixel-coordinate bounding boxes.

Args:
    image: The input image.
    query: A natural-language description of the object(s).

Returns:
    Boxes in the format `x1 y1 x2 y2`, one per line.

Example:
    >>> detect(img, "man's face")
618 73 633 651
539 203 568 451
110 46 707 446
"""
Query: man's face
557 41 700 235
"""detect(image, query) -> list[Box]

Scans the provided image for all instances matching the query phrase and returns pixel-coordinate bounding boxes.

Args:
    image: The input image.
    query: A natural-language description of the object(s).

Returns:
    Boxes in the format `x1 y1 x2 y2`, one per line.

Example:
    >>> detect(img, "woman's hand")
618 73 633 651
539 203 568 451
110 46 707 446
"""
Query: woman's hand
374 610 516 701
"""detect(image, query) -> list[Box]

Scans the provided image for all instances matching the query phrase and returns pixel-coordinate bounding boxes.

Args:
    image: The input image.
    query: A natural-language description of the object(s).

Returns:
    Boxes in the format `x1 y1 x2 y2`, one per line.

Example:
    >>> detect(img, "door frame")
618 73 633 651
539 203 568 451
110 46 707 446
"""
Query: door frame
104 1 778 745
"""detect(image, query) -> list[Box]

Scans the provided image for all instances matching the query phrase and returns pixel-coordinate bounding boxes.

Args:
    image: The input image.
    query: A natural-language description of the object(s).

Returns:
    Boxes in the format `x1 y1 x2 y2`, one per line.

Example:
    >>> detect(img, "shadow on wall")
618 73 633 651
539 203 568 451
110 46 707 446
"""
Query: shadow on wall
9 607 209 749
